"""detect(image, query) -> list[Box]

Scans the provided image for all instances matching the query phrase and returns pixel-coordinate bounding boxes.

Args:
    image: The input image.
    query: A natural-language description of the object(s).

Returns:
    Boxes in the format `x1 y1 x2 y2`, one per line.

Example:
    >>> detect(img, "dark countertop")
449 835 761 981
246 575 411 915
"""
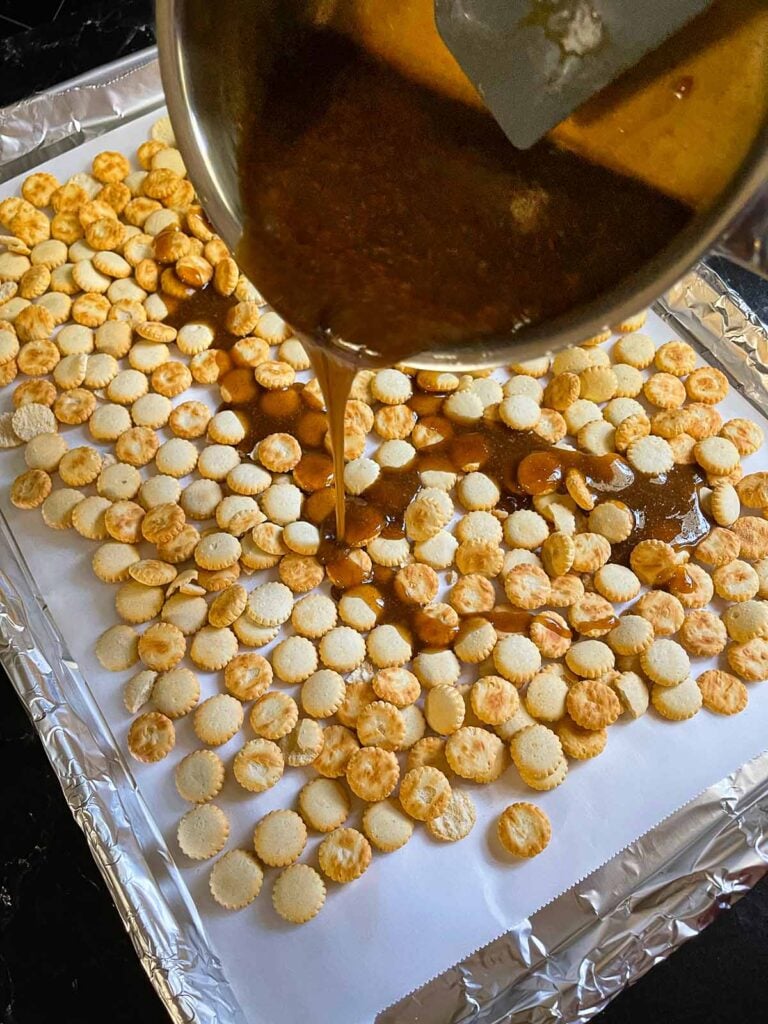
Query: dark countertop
2 4 768 1022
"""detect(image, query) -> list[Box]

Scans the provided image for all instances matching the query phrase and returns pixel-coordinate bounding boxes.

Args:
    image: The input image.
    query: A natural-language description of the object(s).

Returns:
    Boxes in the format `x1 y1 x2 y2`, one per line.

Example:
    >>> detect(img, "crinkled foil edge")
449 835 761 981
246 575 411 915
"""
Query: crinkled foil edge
0 47 163 180
3 49 768 1024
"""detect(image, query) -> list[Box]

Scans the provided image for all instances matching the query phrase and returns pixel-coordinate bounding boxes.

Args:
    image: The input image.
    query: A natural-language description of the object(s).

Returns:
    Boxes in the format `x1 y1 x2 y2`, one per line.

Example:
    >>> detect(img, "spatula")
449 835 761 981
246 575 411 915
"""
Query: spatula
434 0 714 149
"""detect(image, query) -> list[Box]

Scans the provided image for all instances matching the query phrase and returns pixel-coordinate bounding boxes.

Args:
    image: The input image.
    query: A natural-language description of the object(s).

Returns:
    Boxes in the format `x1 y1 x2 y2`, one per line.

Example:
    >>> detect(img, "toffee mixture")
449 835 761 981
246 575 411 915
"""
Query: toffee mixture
168 283 710 641
235 30 691 360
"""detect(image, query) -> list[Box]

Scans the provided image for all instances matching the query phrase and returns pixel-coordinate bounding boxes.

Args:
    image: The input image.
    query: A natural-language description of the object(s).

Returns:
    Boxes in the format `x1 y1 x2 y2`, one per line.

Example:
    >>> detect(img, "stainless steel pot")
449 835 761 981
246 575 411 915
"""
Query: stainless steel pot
156 0 768 369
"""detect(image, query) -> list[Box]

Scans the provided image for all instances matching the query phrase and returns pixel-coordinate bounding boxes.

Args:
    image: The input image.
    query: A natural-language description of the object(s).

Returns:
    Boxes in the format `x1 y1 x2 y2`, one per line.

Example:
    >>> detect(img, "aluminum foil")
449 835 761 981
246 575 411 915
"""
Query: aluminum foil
0 47 163 180
2 48 768 1024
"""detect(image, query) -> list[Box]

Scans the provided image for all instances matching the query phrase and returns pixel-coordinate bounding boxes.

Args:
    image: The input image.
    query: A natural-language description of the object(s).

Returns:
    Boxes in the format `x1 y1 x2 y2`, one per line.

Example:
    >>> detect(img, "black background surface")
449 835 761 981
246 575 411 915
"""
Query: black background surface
2 3 768 1022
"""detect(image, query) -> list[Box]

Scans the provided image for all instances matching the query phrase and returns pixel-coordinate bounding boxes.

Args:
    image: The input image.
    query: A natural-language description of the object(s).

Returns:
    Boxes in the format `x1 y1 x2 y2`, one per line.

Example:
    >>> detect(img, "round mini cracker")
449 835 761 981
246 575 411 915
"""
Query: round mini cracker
493 634 541 685
247 580 294 627
594 563 641 604
409 733 450 770
399 766 452 821
253 809 307 867
723 601 768 643
92 541 141 583
556 718 608 759
685 365 728 404
174 748 225 803
426 789 477 843
209 849 263 911
503 564 551 611
346 746 399 801
127 710 175 762
639 638 690 687
114 580 165 624
11 402 56 442
362 799 414 852
41 487 83 530
301 669 346 719
155 437 198 477
312 724 360 779
713 560 760 603
424 686 465 737
290 594 338 641
299 777 351 834
371 666 421 708
97 463 142 503
509 723 563 777
497 802 551 858
193 693 244 746
233 737 284 792
195 531 242 571
138 621 186 672
190 626 239 671
11 467 52 508
272 863 326 924
152 667 200 719
319 626 367 673
697 669 748 716
318 827 372 884
271 635 318 684
208 584 248 628
130 558 177 588
606 614 654 656
566 678 621 729
445 726 505 783
525 671 568 723
651 676 703 721
470 675 519 725
161 593 208 636
279 718 325 767
633 589 685 637
726 637 768 683
177 803 229 860
94 623 139 671
224 652 273 701
678 609 728 658
250 692 299 741
565 639 615 679
139 475 182 511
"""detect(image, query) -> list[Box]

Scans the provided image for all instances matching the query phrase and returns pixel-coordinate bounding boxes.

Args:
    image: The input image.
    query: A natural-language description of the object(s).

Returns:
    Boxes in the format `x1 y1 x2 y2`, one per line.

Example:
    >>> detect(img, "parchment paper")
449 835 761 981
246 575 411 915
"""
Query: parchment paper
2 111 768 1024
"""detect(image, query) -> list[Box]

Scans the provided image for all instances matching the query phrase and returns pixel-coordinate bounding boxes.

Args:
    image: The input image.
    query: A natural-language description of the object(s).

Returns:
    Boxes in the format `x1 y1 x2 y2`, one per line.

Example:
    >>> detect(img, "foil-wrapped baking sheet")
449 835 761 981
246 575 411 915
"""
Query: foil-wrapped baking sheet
2 49 768 1024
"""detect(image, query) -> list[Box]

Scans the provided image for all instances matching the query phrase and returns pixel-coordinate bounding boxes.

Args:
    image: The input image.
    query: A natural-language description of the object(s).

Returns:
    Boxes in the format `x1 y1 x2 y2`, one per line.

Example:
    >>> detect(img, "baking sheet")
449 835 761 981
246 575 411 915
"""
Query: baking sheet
3 108 768 1024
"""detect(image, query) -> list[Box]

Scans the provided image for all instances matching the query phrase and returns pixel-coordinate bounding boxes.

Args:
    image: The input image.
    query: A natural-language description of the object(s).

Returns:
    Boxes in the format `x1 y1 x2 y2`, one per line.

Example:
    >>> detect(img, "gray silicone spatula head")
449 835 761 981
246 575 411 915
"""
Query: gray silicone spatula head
434 0 714 149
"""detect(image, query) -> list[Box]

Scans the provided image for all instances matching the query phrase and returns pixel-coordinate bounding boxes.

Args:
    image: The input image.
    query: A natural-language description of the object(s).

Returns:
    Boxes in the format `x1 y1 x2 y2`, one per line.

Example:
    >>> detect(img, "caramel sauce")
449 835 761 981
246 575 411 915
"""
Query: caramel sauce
486 608 574 640
533 613 574 640
486 608 535 634
235 29 691 361
610 464 709 563
309 348 355 538
412 607 460 647
164 286 237 348
667 564 698 594
206 288 710 572
578 615 621 633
